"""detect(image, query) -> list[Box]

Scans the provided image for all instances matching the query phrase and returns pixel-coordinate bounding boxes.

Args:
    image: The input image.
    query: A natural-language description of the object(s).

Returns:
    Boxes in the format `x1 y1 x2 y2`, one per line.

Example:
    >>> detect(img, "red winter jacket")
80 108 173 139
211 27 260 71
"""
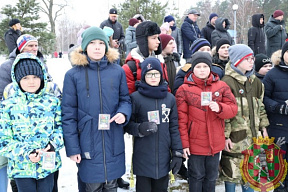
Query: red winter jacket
122 51 170 94
176 72 237 156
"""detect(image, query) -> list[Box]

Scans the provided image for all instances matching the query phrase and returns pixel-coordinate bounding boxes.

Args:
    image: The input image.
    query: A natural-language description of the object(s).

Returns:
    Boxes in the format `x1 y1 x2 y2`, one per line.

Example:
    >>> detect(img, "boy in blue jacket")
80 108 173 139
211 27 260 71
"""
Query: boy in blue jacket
125 57 183 192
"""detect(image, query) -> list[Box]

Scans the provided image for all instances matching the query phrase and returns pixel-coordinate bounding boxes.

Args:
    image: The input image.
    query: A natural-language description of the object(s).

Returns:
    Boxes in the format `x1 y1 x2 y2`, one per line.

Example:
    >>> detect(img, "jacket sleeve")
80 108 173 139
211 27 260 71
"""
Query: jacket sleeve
177 28 183 54
116 69 132 125
175 86 190 149
215 83 238 120
61 71 81 157
122 64 136 94
173 69 187 95
265 23 282 38
181 22 197 43
124 95 141 137
125 30 137 50
169 96 183 154
0 63 12 99
248 28 256 52
263 72 283 114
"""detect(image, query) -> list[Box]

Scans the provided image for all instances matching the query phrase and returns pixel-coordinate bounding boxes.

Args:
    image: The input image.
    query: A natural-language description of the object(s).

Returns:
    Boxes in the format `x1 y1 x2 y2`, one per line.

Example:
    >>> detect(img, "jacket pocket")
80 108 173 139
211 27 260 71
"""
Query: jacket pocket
189 121 199 139
78 115 94 159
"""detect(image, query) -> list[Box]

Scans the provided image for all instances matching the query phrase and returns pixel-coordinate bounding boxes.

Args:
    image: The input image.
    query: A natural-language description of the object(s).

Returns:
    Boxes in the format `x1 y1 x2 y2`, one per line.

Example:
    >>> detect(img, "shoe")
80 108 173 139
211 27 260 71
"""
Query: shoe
117 178 129 189
177 162 188 180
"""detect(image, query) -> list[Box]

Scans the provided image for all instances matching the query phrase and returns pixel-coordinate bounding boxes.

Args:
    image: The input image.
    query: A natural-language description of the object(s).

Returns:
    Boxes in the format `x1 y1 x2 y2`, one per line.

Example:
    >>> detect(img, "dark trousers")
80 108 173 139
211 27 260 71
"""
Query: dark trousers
136 174 169 192
14 172 54 192
85 179 117 192
188 153 220 192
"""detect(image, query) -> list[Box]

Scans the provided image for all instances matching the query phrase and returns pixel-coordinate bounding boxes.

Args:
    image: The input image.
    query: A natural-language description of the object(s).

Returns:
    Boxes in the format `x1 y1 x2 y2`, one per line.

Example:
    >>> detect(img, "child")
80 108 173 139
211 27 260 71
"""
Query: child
0 52 63 192
125 57 183 191
62 27 131 191
254 53 273 81
176 51 237 192
220 44 269 192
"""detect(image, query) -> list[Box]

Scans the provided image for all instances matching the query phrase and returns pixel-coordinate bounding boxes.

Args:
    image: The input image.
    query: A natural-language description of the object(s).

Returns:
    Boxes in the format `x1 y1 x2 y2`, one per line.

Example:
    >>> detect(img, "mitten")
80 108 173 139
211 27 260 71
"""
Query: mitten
170 156 182 174
138 122 158 136
276 104 288 115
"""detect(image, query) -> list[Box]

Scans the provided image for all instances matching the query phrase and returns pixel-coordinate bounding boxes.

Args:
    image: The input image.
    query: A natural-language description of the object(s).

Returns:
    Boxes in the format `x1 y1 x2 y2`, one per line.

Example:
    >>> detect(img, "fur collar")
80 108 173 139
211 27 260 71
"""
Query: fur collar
69 46 119 66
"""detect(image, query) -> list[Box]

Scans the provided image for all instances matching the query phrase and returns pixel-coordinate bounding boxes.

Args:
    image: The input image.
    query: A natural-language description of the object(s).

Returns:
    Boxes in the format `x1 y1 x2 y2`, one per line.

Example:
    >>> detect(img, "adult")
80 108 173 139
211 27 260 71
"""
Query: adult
211 17 234 47
181 9 202 60
125 18 139 57
263 42 288 192
248 14 266 55
4 19 22 54
133 14 145 23
265 10 287 57
100 8 125 65
164 15 183 57
201 13 218 45
254 53 272 81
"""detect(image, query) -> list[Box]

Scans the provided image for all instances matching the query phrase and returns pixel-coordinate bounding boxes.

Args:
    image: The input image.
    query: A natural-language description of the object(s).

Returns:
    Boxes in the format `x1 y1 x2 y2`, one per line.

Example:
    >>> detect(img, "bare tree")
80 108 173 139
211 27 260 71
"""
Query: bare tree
39 0 68 34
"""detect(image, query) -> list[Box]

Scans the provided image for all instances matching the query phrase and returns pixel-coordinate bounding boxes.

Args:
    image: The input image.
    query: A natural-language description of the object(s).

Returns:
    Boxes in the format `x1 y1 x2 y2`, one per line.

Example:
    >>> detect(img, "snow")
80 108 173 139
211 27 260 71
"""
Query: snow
6 55 243 191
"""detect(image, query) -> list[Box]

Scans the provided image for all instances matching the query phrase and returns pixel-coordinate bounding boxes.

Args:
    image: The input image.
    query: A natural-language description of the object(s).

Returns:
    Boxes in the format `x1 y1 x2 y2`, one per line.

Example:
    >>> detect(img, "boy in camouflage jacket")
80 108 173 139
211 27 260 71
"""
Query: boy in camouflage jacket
220 44 269 192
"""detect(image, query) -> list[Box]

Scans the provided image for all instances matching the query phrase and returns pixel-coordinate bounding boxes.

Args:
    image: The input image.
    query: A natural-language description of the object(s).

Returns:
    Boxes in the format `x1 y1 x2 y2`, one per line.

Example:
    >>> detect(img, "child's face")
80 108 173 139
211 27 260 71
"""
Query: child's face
237 56 255 73
198 46 211 55
87 40 106 61
145 69 161 86
218 44 230 59
258 63 273 75
193 63 210 79
19 75 41 93
148 35 160 53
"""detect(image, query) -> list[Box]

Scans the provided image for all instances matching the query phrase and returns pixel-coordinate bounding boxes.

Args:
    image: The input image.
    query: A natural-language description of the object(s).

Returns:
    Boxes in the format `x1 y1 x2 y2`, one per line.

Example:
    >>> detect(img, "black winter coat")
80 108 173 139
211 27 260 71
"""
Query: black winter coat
4 28 21 54
100 18 125 45
125 91 182 179
201 22 215 45
211 18 234 47
248 14 266 55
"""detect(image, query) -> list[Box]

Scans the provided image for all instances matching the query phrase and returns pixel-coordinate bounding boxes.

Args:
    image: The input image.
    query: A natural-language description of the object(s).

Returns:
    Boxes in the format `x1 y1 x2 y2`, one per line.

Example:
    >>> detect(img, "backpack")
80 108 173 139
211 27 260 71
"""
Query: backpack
127 60 137 81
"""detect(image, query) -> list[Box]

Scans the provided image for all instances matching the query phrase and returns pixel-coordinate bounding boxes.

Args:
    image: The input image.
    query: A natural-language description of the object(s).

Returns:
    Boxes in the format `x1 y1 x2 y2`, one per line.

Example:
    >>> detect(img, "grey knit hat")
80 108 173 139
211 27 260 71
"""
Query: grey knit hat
229 44 253 67
14 59 43 83
190 52 212 72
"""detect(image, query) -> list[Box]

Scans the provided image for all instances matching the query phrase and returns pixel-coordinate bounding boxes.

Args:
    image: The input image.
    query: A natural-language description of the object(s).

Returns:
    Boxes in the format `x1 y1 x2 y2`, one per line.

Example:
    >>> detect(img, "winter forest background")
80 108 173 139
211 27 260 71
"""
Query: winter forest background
0 0 288 57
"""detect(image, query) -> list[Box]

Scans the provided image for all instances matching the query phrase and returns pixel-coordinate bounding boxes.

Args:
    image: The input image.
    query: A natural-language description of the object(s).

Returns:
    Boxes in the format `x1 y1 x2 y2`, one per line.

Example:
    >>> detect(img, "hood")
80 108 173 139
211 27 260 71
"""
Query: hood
69 45 119 66
215 17 230 32
11 52 48 97
267 15 285 25
224 61 256 85
252 14 264 28
271 49 282 66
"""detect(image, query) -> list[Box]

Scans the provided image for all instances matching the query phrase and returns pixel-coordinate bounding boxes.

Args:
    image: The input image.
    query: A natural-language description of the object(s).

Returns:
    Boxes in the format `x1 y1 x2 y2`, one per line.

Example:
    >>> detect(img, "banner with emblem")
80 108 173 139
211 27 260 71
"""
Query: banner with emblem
240 137 287 191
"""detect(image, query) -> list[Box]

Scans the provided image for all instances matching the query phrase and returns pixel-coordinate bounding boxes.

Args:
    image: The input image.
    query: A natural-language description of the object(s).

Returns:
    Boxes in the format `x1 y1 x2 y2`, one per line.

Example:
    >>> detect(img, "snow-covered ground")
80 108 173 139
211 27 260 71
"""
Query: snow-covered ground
4 55 243 191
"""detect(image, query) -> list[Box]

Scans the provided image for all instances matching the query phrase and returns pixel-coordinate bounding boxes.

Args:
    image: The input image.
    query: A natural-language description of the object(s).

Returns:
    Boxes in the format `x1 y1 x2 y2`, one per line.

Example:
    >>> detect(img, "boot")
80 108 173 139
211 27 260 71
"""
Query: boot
117 178 129 189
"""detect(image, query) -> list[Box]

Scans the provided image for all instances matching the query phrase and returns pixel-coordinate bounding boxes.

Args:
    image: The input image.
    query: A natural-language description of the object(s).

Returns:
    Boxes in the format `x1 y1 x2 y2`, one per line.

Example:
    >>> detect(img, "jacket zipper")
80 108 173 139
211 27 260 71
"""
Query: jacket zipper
155 99 159 179
98 67 108 184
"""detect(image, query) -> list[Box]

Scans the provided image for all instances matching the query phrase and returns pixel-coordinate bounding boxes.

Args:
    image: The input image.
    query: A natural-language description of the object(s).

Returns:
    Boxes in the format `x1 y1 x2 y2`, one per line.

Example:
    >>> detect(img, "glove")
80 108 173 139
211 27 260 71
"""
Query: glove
170 156 182 174
138 122 158 136
276 104 288 115
45 142 56 152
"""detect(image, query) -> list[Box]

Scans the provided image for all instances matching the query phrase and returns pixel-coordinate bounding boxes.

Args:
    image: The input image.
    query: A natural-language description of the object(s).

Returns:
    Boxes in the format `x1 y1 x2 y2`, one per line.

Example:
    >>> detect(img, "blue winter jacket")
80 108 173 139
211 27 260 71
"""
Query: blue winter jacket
62 46 132 183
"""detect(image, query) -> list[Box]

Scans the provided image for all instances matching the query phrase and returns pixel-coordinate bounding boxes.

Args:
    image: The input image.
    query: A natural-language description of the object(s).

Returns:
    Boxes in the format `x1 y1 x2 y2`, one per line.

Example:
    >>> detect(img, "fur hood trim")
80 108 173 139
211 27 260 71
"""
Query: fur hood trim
271 50 281 66
69 46 119 66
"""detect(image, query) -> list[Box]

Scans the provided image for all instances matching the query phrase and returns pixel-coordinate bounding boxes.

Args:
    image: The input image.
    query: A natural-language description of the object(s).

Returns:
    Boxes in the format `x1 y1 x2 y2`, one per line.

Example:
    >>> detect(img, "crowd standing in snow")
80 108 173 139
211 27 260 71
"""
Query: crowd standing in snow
0 6 288 192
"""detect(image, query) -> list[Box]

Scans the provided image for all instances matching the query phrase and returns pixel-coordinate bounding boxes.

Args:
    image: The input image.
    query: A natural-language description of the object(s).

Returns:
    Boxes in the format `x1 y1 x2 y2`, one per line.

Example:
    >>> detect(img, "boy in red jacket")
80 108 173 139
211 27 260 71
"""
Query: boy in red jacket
175 51 238 192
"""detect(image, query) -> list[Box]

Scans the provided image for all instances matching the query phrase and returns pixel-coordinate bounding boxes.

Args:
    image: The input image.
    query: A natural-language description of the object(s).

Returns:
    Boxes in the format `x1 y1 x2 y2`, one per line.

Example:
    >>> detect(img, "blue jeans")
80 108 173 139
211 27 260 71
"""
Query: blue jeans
225 181 254 192
14 172 54 192
188 153 220 192
0 166 8 192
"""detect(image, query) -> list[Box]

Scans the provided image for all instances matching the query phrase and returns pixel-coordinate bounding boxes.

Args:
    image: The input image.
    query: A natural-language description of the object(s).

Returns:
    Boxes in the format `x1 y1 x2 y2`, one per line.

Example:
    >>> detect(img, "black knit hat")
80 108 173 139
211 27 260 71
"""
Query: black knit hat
9 19 20 27
141 57 163 83
190 52 212 72
255 53 271 72
190 38 211 55
14 59 43 83
281 41 288 61
136 21 162 57
216 38 231 53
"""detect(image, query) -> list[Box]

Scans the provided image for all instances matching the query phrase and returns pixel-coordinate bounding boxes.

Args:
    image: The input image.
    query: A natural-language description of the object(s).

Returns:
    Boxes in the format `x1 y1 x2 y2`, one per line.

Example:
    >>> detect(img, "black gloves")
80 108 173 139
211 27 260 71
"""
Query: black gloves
170 156 182 174
276 104 288 115
138 122 158 136
45 142 56 152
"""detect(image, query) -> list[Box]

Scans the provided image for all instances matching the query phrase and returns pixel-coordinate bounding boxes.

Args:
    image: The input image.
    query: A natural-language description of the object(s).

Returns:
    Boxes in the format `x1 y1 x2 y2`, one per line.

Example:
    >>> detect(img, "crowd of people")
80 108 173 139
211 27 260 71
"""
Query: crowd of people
0 6 288 192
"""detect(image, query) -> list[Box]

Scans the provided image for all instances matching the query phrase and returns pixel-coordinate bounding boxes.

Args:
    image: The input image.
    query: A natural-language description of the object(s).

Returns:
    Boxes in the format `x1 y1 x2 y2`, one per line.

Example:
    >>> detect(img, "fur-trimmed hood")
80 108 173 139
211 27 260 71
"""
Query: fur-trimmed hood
271 49 281 66
69 45 119 66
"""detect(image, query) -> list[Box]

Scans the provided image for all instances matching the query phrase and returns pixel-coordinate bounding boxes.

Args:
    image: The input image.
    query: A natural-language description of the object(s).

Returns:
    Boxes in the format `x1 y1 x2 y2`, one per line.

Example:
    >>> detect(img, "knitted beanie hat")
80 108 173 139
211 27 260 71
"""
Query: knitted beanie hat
159 34 174 50
136 21 161 57
9 19 20 27
103 26 114 38
164 15 175 23
190 38 211 55
281 41 288 61
216 38 231 53
190 51 212 72
229 44 253 67
255 53 272 72
273 10 284 18
81 27 109 52
129 18 139 26
14 59 43 83
209 13 218 21
17 34 38 52
141 57 163 82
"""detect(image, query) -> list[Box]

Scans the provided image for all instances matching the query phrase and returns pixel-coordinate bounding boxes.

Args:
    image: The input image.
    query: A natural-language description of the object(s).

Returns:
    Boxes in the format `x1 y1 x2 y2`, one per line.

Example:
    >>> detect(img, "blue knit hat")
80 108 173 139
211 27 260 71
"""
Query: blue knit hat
81 27 109 52
209 13 218 21
14 59 43 83
164 15 175 23
190 38 211 55
141 57 163 82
